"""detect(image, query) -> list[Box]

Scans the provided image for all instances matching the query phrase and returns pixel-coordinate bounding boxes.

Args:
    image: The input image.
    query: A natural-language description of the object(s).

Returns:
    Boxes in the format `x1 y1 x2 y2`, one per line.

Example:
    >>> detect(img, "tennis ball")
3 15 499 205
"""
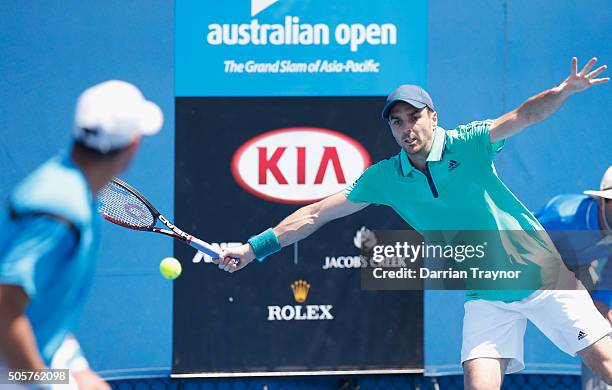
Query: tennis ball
159 257 182 280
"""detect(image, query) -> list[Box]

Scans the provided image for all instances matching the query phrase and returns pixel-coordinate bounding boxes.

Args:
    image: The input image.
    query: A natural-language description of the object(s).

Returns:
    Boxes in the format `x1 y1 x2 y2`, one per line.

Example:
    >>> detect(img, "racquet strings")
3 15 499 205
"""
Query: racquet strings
98 181 155 229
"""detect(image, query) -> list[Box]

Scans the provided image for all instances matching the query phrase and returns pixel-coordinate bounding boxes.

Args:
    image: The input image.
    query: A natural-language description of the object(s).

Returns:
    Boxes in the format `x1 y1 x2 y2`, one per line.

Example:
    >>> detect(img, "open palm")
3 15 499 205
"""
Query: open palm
564 57 609 93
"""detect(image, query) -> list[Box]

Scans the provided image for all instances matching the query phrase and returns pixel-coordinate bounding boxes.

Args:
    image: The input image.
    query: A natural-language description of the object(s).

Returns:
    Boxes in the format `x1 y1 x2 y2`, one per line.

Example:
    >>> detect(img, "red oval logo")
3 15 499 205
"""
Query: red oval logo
231 127 371 204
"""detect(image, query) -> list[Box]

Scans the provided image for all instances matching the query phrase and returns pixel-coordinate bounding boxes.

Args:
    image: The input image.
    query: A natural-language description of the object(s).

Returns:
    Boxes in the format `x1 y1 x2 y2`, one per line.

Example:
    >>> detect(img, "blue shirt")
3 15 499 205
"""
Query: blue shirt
536 194 611 306
0 154 99 364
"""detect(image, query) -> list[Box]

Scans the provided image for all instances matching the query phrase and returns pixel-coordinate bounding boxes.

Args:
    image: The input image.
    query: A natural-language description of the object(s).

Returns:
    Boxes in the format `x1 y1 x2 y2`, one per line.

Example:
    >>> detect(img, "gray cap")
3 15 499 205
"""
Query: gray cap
382 84 435 120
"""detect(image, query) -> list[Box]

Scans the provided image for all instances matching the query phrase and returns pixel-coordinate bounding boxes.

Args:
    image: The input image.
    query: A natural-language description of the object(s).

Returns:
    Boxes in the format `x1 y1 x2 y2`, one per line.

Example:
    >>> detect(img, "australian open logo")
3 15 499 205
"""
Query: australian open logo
267 280 334 321
251 0 278 17
206 0 398 52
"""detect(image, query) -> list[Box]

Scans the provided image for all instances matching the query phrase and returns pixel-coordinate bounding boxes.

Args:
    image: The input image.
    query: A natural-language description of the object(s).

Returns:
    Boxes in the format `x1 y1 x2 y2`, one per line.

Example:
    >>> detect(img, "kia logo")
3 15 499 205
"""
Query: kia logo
231 127 371 204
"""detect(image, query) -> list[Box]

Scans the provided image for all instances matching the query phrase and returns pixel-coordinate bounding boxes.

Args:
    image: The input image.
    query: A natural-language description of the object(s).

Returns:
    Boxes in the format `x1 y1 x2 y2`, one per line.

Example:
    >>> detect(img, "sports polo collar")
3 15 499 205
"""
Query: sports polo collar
585 196 601 232
400 126 446 176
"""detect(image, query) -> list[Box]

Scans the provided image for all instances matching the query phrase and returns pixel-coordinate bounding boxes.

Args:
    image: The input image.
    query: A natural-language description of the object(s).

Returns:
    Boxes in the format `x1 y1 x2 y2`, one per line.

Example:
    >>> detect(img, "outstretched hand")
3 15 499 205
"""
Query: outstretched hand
562 57 608 94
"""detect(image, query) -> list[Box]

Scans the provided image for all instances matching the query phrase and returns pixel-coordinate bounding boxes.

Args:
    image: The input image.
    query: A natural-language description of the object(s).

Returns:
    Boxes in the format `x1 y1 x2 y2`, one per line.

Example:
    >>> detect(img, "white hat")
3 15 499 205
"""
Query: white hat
584 166 612 200
74 80 163 153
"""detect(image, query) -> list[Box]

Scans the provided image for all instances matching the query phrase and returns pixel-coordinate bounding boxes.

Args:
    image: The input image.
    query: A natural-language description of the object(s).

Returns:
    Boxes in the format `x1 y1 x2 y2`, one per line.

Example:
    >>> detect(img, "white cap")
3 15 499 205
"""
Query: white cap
584 166 612 200
74 80 163 153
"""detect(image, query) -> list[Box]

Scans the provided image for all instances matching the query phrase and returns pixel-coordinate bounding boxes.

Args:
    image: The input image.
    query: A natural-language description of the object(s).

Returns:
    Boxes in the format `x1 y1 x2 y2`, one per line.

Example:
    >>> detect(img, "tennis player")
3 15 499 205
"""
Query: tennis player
537 166 611 389
0 80 162 389
217 57 612 388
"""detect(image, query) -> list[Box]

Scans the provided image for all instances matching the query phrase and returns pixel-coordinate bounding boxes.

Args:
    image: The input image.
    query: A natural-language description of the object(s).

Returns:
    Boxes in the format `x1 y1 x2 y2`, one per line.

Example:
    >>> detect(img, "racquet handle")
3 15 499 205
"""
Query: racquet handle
188 236 240 265
188 236 221 257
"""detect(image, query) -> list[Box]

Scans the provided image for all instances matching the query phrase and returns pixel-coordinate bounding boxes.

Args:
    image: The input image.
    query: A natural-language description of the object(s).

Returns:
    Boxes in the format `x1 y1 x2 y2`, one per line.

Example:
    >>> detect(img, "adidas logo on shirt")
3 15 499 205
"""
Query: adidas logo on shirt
578 330 587 341
448 160 461 171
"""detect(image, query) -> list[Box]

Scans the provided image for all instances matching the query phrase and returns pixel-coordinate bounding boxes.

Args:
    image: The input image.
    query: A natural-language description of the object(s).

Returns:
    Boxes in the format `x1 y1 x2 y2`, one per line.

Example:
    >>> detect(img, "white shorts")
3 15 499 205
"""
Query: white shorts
461 289 612 374
0 335 87 389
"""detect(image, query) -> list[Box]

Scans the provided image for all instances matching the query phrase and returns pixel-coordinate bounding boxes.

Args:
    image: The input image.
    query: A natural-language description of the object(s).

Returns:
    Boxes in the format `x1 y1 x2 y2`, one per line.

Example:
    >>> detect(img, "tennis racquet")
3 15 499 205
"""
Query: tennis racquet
98 177 223 259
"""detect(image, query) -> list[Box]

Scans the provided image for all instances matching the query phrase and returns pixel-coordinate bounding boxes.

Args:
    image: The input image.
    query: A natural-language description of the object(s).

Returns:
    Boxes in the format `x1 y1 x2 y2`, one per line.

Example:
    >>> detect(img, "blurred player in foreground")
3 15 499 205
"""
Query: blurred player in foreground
537 166 611 389
217 57 612 389
0 80 163 389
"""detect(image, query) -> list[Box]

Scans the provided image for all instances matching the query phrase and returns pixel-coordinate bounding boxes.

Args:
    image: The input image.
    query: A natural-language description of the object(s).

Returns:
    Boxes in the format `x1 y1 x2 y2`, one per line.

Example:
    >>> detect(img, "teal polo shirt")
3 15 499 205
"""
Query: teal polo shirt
345 120 556 302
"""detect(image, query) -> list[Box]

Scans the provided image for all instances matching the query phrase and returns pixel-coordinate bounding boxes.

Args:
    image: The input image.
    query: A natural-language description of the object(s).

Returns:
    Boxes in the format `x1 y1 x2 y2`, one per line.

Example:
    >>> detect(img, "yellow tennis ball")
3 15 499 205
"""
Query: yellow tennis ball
159 257 182 280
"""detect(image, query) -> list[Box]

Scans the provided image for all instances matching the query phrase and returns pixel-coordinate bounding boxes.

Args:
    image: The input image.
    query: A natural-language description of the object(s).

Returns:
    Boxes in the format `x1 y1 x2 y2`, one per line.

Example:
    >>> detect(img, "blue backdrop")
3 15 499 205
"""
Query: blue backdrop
0 0 174 378
0 0 610 379
425 0 611 375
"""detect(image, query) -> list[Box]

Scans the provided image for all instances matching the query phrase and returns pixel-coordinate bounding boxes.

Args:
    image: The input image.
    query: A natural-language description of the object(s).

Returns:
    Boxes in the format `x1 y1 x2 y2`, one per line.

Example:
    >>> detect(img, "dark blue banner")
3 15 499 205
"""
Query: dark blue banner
174 0 427 375
173 97 423 375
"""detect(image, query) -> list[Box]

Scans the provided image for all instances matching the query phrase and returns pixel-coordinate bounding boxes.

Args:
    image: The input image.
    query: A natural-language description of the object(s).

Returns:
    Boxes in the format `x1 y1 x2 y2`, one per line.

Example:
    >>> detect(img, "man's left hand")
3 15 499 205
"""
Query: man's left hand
561 57 608 94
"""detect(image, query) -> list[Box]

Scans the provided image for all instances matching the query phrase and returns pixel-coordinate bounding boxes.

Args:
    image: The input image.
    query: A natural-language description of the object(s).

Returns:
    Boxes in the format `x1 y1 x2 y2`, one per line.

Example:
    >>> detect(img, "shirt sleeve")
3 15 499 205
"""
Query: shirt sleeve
592 290 611 307
343 164 385 205
0 215 78 299
453 119 504 163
